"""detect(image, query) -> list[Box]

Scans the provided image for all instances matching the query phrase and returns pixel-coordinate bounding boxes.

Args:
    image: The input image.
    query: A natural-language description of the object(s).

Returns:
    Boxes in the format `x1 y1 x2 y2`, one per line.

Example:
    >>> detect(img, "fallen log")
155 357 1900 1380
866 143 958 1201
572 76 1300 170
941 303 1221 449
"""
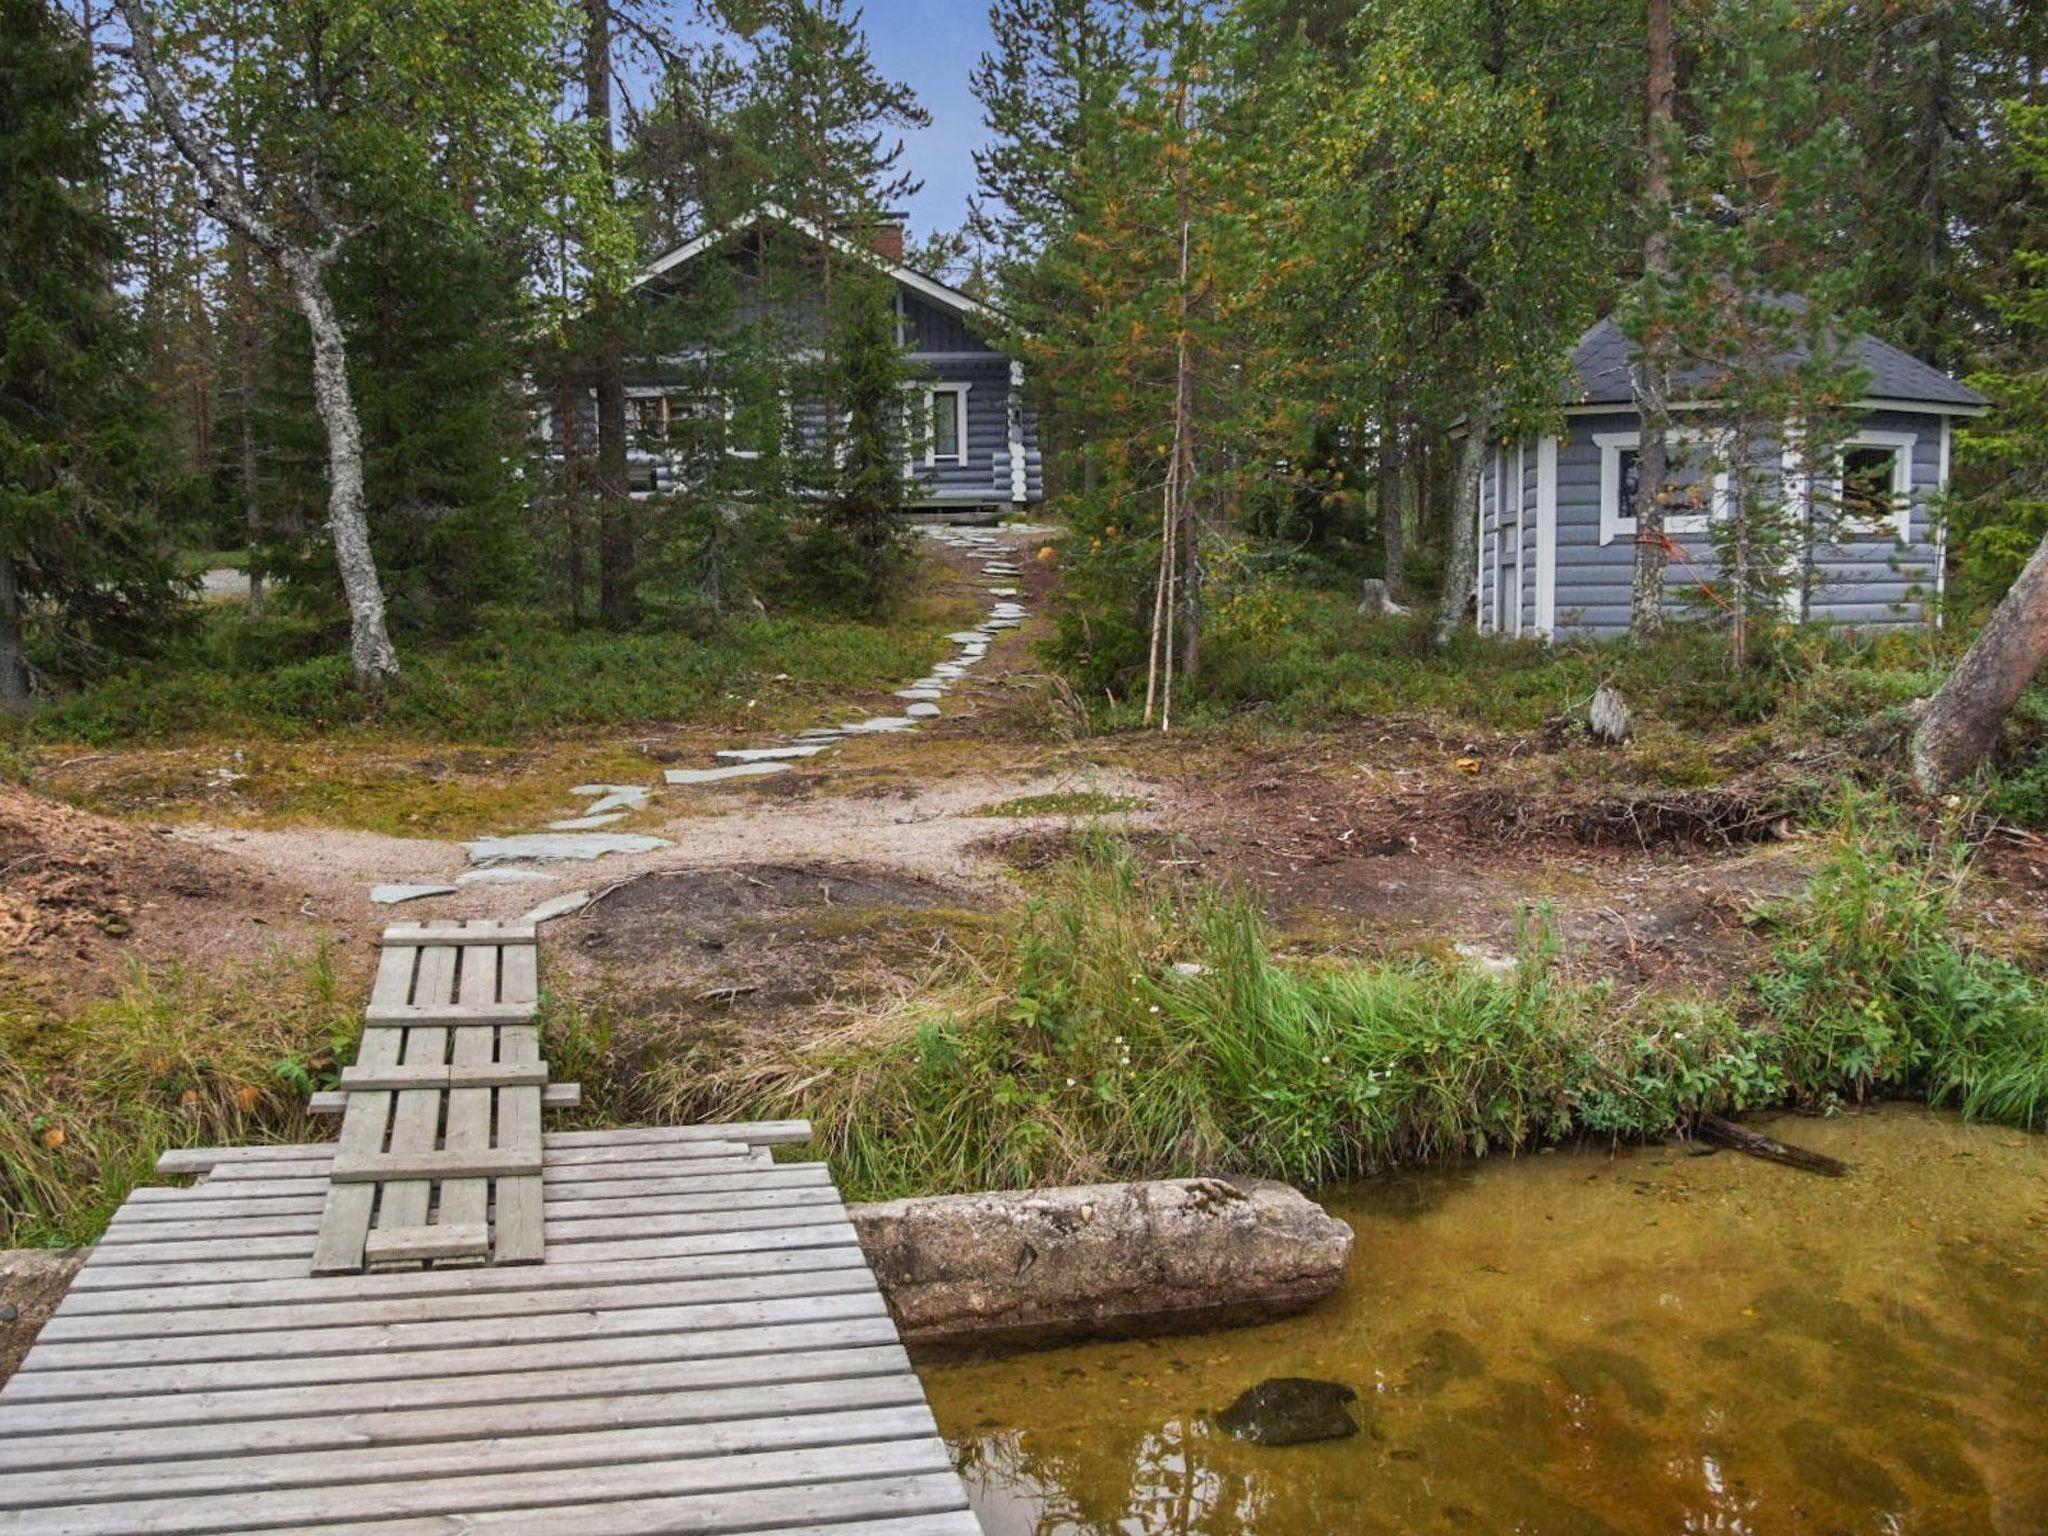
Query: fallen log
1693 1112 1850 1176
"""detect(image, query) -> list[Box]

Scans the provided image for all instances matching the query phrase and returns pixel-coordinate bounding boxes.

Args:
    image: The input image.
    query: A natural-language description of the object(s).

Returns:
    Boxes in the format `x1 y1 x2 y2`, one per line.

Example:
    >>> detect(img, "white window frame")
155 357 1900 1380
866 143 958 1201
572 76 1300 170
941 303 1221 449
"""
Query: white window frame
922 383 970 468
1595 429 1730 546
1832 429 1916 545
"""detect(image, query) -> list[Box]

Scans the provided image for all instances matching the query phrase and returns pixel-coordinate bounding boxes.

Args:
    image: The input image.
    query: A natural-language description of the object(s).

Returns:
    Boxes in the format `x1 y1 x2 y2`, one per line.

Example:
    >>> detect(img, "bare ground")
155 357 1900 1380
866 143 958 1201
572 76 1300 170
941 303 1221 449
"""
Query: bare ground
15 525 2046 1035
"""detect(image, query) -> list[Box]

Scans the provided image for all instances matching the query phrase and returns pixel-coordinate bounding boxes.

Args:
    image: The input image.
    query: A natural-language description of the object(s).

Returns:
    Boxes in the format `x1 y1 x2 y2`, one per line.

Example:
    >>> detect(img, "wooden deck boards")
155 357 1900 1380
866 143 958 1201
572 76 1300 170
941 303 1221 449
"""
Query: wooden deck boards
0 1125 978 1535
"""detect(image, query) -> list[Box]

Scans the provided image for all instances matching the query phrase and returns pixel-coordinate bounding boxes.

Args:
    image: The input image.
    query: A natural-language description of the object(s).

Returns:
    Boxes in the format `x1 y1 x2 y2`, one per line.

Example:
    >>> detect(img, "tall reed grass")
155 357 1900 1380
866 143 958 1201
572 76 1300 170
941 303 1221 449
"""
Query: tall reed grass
0 949 358 1246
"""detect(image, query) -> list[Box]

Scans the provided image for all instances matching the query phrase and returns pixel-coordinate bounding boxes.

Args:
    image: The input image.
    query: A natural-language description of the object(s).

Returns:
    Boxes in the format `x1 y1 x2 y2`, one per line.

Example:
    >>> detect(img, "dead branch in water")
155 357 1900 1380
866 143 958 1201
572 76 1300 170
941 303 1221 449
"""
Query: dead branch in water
1692 1112 1850 1176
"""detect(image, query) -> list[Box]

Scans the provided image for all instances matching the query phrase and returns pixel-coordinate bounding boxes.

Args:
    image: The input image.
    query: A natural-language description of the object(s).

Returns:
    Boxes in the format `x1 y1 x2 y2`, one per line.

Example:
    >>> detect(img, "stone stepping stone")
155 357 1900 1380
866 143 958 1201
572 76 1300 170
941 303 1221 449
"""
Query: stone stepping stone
797 728 848 742
456 868 553 886
982 618 1022 630
947 631 986 644
571 784 652 815
521 890 592 924
665 762 791 785
714 744 828 763
992 604 1027 617
989 587 1018 597
465 833 671 864
905 702 941 719
932 663 967 678
370 884 457 905
548 812 628 831
839 716 917 734
896 688 943 701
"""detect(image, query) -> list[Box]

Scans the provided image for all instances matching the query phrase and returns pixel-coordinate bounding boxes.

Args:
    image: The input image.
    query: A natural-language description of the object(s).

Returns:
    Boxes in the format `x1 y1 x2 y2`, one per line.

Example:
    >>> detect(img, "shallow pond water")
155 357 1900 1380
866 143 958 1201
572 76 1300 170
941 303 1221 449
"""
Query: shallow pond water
922 1107 2048 1535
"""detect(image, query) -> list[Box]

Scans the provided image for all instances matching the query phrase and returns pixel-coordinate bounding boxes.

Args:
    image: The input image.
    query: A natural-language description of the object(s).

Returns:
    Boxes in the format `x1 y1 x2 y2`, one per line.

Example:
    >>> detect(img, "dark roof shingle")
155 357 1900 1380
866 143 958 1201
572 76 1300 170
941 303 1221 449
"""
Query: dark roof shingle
1569 314 1985 410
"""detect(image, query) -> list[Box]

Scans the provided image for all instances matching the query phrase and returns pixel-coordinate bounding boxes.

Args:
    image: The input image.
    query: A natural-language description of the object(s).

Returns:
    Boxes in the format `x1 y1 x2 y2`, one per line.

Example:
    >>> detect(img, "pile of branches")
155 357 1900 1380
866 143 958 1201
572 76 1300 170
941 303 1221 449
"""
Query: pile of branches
1444 776 1815 851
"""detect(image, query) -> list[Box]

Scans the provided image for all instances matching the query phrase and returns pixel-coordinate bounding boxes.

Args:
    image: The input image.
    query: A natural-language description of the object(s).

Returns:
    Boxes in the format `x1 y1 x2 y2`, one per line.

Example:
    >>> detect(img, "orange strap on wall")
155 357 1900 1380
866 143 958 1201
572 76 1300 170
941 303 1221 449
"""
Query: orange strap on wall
1635 529 1736 614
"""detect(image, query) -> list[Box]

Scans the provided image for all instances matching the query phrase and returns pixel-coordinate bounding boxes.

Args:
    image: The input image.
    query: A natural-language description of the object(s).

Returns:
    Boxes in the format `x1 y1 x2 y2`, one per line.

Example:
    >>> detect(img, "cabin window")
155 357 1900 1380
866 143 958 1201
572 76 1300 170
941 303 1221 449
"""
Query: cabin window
1834 433 1915 542
626 394 666 446
923 385 969 466
1595 429 1726 546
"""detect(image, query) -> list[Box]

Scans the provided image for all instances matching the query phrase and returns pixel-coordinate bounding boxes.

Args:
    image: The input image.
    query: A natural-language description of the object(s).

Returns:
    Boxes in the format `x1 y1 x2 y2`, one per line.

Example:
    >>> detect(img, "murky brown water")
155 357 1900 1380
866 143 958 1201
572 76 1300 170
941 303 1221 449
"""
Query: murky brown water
922 1108 2048 1535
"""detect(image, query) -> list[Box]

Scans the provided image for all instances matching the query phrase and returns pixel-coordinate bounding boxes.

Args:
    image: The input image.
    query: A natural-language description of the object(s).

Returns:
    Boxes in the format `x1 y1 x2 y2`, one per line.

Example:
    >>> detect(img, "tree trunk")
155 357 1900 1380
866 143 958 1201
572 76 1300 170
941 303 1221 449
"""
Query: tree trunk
1912 525 2048 792
234 244 264 618
583 0 636 630
114 0 398 682
1379 416 1405 598
1435 400 1494 647
283 256 400 682
557 374 587 625
1630 0 1677 637
0 554 30 713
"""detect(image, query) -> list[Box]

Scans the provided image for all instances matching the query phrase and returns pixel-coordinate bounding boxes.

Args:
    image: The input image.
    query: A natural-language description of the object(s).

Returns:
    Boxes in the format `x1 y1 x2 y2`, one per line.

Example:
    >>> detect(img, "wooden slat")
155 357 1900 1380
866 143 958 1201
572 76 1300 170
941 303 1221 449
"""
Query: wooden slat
331 1149 544 1184
0 1404 941 1512
307 944 412 1275
51 1238 859 1321
309 1082 578 1116
381 924 536 946
39 1263 875 1346
494 1017 544 1264
360 1003 534 1026
0 1372 928 1478
16 1285 895 1373
336 1063 549 1091
375 942 457 1236
162 1120 798 1171
362 1223 490 1266
0 1337 910 1440
312 1477 977 1536
4 1301 896 1400
436 945 499 1252
13 1440 956 1536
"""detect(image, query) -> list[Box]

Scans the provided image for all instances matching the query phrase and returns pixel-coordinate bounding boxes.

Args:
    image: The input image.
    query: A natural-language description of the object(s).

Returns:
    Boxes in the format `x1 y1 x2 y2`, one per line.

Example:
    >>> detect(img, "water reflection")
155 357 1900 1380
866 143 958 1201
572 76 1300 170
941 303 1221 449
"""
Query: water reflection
924 1107 2048 1535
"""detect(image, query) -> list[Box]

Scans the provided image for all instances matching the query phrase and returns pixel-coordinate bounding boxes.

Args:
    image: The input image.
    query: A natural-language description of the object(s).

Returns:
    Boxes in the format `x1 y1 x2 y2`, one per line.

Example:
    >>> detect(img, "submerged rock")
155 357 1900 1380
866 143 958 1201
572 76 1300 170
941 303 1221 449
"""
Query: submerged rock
1216 1377 1361 1446
850 1178 1353 1349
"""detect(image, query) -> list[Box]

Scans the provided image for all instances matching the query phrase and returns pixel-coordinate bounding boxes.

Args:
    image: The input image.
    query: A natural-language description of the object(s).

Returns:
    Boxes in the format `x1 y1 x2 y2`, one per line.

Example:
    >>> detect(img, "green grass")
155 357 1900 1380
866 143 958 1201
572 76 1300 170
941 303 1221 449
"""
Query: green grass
0 949 360 1246
15 583 982 749
558 819 2048 1204
974 791 1143 818
1178 575 1955 740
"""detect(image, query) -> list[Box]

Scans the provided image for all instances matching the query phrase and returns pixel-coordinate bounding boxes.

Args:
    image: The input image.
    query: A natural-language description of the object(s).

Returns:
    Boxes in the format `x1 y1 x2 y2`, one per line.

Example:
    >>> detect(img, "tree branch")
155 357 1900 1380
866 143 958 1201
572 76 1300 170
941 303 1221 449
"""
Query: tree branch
110 0 285 262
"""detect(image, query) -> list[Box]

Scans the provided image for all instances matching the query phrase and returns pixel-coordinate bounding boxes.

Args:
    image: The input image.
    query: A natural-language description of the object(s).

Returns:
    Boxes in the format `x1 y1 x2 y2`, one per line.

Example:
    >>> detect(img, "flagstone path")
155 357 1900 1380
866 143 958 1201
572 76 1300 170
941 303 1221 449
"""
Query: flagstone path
366 525 1046 925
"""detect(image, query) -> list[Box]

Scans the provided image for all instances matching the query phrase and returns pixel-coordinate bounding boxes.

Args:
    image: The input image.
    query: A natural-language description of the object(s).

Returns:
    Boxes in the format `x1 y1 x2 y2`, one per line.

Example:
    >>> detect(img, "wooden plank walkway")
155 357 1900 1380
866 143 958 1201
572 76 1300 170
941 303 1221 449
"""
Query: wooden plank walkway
0 924 981 1534
310 920 558 1275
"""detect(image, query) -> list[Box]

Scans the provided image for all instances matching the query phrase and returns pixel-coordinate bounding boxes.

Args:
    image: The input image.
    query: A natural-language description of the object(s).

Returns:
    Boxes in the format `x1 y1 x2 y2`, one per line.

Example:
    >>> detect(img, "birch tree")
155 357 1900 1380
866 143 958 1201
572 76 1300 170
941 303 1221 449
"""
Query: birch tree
111 0 585 682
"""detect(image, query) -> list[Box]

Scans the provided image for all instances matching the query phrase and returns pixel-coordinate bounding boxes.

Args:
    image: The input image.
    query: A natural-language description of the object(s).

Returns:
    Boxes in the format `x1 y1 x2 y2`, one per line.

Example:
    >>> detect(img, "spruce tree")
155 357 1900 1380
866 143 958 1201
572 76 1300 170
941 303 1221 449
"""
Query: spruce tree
737 0 927 610
0 0 183 708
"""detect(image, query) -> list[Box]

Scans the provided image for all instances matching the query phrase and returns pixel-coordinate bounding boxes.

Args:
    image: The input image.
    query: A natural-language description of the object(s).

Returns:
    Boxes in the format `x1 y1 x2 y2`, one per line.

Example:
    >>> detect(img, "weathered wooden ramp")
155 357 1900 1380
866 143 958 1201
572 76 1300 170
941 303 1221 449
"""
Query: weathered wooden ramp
0 930 981 1533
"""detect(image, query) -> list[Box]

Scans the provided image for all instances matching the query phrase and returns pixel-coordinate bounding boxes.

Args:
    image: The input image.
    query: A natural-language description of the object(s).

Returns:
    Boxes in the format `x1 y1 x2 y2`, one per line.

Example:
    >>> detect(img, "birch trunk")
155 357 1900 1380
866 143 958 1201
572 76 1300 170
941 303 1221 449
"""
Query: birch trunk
1435 400 1494 647
0 554 30 713
284 255 400 682
1912 526 2048 793
114 0 400 683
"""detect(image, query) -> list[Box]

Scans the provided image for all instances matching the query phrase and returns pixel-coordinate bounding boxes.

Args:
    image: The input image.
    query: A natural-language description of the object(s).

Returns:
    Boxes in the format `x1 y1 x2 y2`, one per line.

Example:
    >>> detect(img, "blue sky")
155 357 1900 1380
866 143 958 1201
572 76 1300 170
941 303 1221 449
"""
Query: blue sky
851 2 994 236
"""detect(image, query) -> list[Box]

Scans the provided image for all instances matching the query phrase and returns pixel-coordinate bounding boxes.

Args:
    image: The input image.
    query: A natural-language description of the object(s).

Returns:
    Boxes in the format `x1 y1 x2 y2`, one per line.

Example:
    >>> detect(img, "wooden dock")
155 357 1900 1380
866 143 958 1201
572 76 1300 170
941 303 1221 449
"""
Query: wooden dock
0 924 981 1535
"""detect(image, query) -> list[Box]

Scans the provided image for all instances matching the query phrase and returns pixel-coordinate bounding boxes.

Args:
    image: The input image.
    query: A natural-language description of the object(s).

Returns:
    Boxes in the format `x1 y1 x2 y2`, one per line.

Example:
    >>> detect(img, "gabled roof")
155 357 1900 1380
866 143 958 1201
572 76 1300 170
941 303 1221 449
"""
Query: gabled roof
637 202 1001 327
1570 311 1987 414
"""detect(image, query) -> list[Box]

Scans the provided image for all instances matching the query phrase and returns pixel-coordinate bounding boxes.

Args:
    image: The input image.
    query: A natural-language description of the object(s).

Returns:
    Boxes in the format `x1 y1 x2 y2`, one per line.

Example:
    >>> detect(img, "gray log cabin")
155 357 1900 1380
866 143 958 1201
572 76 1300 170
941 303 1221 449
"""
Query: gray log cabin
539 204 1043 520
1470 315 1987 640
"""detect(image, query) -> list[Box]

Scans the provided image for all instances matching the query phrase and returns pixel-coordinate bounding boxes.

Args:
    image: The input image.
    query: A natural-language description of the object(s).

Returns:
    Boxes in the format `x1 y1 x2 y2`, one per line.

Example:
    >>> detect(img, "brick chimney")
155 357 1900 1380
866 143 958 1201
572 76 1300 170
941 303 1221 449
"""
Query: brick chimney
869 219 905 262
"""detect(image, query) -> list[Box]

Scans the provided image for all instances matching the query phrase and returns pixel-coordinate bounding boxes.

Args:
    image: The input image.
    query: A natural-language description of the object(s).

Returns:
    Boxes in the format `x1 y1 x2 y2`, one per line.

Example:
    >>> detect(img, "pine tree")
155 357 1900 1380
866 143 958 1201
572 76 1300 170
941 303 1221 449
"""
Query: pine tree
736 0 927 609
0 0 184 709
